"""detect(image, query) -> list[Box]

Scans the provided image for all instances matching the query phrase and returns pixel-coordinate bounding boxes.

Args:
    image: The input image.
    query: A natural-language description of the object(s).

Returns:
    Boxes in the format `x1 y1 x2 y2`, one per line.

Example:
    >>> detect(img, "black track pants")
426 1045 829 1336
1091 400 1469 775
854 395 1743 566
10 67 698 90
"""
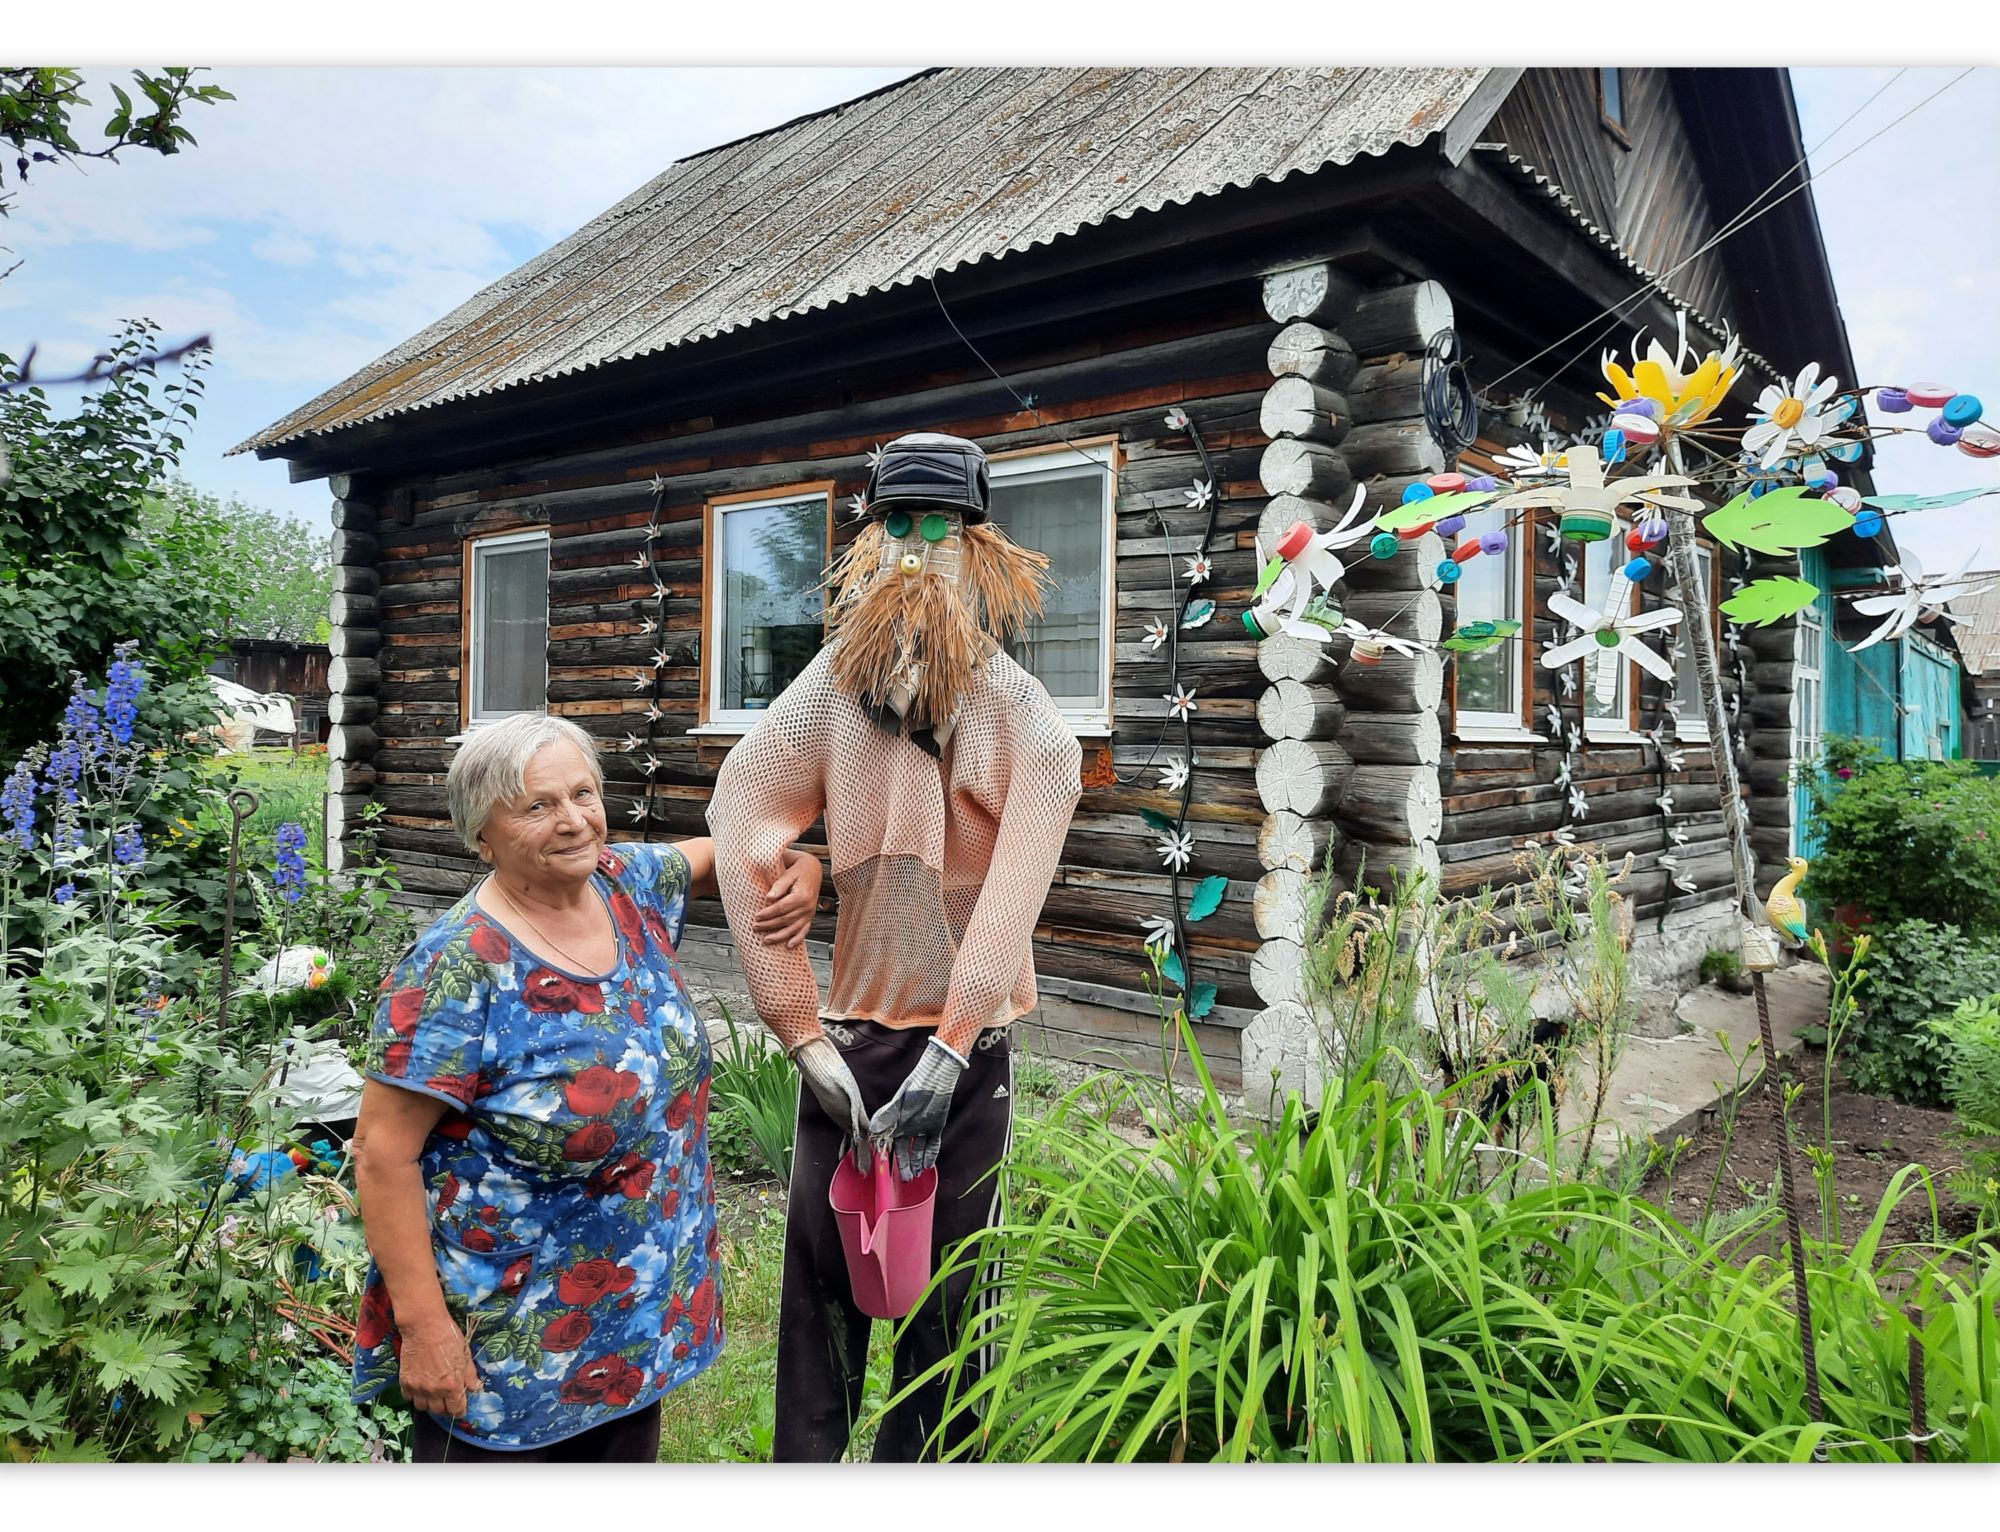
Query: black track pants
774 1021 1012 1463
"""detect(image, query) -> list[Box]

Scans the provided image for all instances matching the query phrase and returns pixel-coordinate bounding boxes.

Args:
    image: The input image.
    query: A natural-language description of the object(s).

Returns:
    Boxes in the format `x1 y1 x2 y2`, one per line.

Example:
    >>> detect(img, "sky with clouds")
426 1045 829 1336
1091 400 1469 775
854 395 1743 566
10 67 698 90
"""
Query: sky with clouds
3 64 1994 572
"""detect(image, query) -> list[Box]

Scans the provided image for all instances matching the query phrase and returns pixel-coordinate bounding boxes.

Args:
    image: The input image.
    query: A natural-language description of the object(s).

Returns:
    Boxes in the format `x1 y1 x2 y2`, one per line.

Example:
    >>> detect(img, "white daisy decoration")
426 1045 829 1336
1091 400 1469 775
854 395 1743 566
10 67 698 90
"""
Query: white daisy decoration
1158 756 1190 793
1139 913 1178 951
1743 363 1855 470
1185 479 1214 510
1142 618 1172 651
1165 685 1199 720
1157 830 1195 872
1183 553 1212 585
1542 570 1683 706
1848 549 1997 652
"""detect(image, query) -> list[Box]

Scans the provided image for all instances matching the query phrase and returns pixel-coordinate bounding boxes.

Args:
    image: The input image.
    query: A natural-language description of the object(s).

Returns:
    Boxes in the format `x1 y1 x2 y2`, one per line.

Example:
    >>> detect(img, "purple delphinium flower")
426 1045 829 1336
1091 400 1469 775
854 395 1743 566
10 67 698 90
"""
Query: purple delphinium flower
2 758 35 853
104 644 143 746
273 822 308 903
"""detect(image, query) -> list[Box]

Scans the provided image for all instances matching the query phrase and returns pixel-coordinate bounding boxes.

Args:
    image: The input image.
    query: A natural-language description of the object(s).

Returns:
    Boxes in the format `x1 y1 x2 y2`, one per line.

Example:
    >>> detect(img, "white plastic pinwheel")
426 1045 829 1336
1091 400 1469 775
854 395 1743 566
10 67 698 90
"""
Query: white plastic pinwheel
1542 570 1683 706
1848 549 1997 652
1245 486 1373 641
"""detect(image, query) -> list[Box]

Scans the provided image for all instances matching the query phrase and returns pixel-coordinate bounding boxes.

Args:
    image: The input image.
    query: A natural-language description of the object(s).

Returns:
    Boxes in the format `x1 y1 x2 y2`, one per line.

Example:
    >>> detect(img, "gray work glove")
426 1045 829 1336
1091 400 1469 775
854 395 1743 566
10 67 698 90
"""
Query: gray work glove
791 1035 872 1174
868 1037 967 1182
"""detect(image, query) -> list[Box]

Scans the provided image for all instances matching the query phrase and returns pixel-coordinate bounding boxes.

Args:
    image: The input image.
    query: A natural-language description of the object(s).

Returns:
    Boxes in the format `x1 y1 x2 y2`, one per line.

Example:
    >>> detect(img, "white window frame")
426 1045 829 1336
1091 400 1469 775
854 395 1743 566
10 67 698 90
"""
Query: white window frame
1670 546 1716 742
988 440 1117 736
698 486 832 737
465 528 550 727
1452 503 1532 738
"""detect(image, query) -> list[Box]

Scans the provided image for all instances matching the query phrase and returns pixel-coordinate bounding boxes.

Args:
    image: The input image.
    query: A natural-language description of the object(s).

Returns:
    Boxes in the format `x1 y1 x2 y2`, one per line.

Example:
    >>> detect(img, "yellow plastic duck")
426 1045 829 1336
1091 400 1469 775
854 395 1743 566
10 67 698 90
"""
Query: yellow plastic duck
1766 856 1809 947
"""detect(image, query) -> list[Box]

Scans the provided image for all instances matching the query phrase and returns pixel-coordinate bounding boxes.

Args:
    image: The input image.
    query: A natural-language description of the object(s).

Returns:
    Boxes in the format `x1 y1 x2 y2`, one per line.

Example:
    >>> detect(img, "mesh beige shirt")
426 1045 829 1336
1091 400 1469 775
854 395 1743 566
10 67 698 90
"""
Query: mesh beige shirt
706 644 1082 1058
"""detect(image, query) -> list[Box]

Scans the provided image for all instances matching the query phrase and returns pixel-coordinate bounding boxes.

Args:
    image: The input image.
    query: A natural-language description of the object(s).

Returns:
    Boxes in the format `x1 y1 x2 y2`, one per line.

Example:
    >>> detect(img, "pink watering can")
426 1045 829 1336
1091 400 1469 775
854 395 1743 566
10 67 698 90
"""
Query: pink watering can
828 1150 938 1320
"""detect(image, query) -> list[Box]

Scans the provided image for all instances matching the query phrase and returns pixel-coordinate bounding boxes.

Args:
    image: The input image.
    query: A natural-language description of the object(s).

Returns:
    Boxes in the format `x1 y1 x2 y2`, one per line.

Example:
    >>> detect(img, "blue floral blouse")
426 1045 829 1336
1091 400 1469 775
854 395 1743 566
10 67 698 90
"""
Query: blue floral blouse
352 842 721 1452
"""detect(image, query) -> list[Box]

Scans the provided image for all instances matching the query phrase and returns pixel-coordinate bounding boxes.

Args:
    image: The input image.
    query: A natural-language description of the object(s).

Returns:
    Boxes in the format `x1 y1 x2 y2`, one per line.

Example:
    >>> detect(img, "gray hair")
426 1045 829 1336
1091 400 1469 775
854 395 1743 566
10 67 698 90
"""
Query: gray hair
447 713 604 853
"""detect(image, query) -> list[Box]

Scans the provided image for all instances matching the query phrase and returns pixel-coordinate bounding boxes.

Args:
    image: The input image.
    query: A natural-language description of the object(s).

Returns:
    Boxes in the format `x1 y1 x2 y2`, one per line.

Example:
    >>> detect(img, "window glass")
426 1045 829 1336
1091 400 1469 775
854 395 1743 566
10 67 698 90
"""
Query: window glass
472 534 549 719
716 495 827 713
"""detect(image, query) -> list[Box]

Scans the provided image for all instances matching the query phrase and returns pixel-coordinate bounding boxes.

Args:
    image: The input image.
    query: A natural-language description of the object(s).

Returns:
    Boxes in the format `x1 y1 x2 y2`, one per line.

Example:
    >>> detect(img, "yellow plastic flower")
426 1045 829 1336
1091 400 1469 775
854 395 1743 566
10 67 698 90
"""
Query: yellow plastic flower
1599 311 1741 429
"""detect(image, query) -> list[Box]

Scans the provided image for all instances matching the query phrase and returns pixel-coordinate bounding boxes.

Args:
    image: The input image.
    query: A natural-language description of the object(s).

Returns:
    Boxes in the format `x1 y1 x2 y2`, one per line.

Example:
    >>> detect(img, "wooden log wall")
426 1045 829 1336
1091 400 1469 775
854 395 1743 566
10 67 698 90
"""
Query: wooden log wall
340 286 1346 1093
1245 266 1451 1071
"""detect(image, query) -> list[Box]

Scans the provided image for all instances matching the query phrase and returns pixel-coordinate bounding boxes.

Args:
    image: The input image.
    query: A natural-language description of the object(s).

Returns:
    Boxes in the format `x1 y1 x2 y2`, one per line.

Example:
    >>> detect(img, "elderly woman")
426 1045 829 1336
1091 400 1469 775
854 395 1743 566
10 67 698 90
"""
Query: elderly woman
350 713 821 1462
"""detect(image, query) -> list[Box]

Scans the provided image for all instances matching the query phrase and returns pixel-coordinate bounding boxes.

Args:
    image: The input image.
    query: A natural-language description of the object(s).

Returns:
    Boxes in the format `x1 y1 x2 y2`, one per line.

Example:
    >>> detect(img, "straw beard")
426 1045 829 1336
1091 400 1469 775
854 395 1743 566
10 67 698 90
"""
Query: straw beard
825 518 1052 732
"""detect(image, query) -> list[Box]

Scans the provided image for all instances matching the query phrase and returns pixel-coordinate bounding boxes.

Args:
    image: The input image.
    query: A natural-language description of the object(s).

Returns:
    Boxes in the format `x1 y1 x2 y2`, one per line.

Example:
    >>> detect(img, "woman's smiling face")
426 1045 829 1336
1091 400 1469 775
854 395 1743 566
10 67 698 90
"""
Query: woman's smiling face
477 740 607 888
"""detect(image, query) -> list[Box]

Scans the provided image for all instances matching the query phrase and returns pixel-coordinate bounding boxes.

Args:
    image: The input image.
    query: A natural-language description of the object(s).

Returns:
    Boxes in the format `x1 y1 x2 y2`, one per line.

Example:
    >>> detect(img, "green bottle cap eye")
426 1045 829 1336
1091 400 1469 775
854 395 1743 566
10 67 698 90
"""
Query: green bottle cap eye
884 510 914 539
920 513 951 543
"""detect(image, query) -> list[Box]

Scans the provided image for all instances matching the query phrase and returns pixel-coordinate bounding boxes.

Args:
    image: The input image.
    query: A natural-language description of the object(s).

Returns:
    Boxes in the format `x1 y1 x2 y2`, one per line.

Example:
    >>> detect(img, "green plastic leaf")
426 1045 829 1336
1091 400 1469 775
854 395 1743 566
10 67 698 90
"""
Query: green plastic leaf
1139 807 1179 834
1860 488 1996 512
1159 948 1187 987
1720 576 1821 627
1186 874 1229 923
1372 490 1499 533
1186 983 1219 1020
1441 618 1520 655
1703 486 1854 555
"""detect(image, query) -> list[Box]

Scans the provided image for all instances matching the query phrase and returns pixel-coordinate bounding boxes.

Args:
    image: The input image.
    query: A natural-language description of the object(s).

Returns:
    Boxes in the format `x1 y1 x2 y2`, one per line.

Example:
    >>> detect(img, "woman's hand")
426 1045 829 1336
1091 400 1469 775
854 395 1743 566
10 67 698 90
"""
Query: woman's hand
397 1316 485 1418
754 847 823 949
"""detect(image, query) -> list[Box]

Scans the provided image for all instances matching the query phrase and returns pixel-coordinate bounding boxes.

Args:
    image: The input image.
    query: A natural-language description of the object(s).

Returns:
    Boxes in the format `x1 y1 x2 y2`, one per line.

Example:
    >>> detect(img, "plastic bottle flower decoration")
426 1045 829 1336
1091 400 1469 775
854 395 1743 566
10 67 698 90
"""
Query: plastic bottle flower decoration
1597 311 1742 435
1494 440 1701 544
1741 362 1860 470
1846 550 1997 651
1542 570 1684 705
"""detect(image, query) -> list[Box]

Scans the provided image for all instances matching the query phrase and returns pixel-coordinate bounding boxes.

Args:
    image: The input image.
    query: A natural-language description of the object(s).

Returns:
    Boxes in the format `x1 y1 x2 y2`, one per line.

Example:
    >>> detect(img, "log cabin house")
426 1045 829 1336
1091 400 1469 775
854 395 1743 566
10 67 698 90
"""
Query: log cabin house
237 66 1869 1094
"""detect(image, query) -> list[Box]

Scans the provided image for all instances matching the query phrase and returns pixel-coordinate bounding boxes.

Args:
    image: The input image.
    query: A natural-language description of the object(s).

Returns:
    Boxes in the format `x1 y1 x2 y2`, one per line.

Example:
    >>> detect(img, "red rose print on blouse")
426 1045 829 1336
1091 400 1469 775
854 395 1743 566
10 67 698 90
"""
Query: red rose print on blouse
467 922 512 964
556 1259 638 1307
608 890 646 947
565 1065 640 1116
355 1282 396 1351
562 1121 618 1162
523 966 607 1015
541 1311 594 1352
559 1353 645 1409
388 988 424 1036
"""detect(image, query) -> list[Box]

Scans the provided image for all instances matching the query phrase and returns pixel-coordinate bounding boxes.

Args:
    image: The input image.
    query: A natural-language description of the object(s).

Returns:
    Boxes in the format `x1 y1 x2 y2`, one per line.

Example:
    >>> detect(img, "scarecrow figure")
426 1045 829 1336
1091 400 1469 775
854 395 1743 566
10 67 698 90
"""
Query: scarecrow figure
706 431 1081 1461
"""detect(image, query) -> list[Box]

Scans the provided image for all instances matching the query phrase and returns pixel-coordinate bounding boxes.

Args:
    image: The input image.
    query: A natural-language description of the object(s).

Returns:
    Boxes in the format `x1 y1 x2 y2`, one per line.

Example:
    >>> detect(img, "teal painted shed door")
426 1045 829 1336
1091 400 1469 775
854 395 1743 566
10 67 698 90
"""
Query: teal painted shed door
1793 602 1826 857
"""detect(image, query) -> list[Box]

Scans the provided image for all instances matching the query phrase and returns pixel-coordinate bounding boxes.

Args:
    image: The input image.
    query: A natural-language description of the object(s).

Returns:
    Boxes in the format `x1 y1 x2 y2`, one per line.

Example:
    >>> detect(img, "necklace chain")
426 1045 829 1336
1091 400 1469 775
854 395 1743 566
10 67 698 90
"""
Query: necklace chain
486 878 611 974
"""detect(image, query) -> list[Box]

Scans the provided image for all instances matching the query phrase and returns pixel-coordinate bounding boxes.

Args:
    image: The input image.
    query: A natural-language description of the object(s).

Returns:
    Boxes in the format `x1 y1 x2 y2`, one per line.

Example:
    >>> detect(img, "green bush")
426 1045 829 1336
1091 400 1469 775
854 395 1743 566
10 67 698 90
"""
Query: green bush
1800 743 2000 935
901 1020 2000 1463
1845 920 2000 1107
1928 994 2000 1225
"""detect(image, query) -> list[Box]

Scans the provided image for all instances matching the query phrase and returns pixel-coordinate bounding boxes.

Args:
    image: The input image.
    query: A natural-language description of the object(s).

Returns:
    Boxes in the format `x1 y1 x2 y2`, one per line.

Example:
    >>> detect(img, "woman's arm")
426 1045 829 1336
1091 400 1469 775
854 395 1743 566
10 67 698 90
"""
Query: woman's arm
352 1080 483 1418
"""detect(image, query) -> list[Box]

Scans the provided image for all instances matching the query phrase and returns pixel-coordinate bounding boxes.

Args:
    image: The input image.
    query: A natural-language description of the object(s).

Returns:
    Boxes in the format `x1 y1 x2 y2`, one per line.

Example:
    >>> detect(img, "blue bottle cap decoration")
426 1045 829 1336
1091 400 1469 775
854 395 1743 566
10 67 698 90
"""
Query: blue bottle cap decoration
1927 417 1963 446
1853 508 1884 538
1401 482 1435 505
1877 387 1911 414
1943 394 1984 429
1479 529 1508 555
1436 514 1468 537
1436 559 1461 584
1370 532 1399 560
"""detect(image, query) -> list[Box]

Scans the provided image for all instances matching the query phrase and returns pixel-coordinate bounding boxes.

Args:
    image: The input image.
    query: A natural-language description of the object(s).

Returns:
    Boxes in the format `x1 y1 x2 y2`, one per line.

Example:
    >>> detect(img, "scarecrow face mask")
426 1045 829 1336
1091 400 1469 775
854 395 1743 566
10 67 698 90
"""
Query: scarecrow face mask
826 432 1051 736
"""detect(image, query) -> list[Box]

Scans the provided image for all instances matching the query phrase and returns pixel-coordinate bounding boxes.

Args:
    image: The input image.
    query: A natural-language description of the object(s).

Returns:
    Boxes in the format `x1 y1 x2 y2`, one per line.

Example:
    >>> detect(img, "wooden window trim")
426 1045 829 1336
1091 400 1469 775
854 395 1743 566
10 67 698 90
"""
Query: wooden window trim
694 480 836 738
459 524 551 733
1597 67 1633 150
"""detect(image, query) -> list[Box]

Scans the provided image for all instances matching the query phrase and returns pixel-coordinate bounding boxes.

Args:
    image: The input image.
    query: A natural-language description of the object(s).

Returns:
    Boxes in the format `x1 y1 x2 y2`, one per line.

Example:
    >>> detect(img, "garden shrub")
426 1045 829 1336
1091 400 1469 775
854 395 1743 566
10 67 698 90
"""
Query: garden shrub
1799 741 2000 936
1844 920 2000 1107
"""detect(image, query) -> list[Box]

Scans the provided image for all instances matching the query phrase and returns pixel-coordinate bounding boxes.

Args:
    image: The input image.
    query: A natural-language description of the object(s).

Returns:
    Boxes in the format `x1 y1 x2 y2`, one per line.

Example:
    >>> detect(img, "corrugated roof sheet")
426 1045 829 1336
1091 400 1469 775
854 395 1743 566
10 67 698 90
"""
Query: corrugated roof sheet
1954 573 2000 676
238 66 1499 455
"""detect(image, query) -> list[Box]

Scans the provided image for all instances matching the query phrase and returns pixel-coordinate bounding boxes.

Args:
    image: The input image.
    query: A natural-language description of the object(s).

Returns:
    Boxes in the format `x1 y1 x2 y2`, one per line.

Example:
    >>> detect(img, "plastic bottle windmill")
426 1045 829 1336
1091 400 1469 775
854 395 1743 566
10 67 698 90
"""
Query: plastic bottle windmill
1846 548 1996 651
1242 485 1374 642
